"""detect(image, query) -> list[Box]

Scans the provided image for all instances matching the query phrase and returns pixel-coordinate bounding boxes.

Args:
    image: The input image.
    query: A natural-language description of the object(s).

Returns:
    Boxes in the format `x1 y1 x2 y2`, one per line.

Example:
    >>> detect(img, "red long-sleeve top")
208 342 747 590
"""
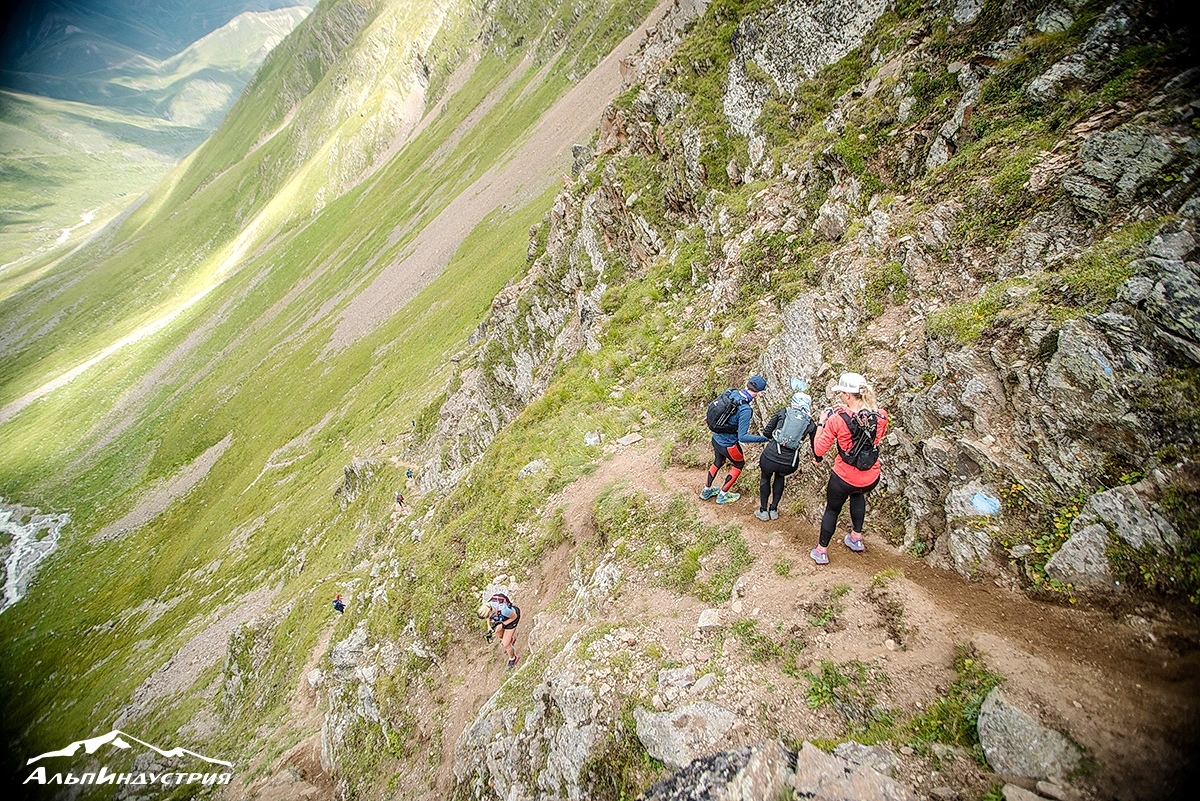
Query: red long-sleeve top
813 405 889 487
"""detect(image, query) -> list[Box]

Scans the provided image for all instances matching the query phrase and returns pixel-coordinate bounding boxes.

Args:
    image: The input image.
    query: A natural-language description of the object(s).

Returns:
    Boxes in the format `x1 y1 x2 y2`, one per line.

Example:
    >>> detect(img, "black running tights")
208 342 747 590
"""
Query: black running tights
759 470 786 511
819 472 878 547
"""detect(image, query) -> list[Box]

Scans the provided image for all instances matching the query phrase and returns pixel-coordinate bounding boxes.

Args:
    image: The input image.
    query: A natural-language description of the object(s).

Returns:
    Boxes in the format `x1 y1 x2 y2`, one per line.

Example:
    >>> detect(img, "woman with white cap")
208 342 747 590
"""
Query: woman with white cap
754 390 818 521
810 373 888 565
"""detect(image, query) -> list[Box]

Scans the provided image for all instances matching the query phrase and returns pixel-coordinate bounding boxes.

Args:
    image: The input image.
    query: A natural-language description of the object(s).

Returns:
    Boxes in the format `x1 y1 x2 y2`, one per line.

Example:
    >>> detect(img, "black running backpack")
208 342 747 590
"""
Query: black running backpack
837 409 881 470
705 390 743 434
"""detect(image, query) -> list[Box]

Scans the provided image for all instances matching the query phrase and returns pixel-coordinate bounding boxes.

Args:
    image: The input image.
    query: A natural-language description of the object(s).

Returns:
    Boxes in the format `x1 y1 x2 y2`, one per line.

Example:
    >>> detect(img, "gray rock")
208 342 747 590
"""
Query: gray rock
945 480 1003 519
1045 523 1117 590
659 664 697 690
722 0 889 135
1036 779 1069 800
697 608 723 632
1064 125 1174 215
691 672 717 695
832 740 900 777
641 739 916 800
634 701 737 769
1034 5 1073 33
638 740 792 801
1002 785 1043 801
1133 257 1200 363
930 787 959 801
1070 484 1180 552
791 741 918 800
951 0 983 26
1029 4 1132 102
517 458 548 478
977 689 1082 779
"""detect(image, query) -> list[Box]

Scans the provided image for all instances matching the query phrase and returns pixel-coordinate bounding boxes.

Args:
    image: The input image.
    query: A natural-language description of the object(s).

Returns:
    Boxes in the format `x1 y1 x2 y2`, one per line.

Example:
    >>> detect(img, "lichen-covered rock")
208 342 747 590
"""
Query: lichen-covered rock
1062 124 1175 215
977 688 1082 780
1028 3 1133 102
1046 478 1182 589
634 701 736 770
722 0 889 136
791 741 917 800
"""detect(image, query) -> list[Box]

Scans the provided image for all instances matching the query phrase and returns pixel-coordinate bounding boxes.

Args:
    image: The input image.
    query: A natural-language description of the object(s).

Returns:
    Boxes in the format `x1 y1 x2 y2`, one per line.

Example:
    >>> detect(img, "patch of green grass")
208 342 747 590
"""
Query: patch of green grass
773 558 792 577
871 568 904 586
1047 218 1164 310
804 658 894 740
579 703 667 801
862 261 909 319
925 279 1035 344
596 490 754 603
905 643 1004 761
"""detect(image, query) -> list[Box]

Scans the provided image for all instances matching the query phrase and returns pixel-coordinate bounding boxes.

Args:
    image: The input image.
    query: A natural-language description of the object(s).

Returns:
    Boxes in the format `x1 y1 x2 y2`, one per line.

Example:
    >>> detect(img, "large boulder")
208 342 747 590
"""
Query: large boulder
1046 479 1181 590
977 689 1082 780
638 739 914 801
634 701 737 770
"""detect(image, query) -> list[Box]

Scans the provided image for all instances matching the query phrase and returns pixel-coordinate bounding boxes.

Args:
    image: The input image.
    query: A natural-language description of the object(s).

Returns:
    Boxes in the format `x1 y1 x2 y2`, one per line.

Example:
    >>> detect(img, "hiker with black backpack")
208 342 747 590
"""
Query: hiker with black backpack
477 592 521 671
755 390 818 521
809 373 889 565
701 375 769 505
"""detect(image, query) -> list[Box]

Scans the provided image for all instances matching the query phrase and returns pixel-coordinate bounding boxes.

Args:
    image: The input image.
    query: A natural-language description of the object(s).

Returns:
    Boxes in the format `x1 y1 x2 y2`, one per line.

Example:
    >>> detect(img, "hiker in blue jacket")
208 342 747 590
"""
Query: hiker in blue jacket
755 391 818 521
701 375 769 505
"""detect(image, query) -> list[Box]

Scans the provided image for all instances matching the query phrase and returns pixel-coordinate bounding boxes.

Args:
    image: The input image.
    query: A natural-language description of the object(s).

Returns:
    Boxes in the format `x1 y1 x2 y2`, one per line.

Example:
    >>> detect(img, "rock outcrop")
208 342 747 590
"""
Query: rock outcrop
977 688 1082 780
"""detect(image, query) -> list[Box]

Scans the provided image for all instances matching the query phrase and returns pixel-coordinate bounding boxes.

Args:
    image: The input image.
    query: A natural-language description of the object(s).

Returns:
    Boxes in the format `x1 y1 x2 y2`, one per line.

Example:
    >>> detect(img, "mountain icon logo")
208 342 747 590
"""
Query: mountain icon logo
26 729 233 767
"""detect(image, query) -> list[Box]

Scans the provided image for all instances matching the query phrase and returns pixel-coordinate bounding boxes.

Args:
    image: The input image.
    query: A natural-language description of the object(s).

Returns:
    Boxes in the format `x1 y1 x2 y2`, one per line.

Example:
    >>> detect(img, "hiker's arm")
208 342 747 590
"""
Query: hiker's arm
736 404 768 444
806 421 821 460
813 415 838 458
875 409 889 444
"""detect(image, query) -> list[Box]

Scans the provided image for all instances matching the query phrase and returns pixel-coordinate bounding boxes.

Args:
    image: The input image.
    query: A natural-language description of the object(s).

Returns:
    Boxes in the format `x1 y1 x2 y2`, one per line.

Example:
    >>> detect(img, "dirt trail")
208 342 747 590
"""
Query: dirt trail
514 442 1198 800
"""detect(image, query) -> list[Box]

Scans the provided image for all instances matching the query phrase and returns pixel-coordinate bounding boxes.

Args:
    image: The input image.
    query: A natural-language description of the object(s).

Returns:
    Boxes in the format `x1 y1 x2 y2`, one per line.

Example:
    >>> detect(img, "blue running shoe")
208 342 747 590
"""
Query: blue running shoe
716 491 740 504
699 487 718 500
844 533 865 552
810 548 829 565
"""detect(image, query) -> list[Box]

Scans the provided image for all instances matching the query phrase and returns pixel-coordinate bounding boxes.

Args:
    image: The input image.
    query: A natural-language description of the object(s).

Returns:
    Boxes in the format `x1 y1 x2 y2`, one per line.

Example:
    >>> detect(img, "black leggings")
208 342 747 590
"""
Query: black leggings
819 472 878 547
760 470 787 511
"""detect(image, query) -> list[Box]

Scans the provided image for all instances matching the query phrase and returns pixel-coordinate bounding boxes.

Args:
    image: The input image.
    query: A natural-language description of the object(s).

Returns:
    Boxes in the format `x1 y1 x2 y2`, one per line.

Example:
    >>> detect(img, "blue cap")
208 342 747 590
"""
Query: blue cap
747 375 767 391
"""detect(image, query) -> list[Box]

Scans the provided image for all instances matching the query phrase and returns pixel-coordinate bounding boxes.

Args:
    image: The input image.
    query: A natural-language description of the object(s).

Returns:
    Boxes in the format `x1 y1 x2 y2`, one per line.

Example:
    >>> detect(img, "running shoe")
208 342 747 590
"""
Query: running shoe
754 510 770 521
506 657 518 672
844 533 866 552
769 510 779 520
810 548 829 565
716 491 740 505
699 487 718 500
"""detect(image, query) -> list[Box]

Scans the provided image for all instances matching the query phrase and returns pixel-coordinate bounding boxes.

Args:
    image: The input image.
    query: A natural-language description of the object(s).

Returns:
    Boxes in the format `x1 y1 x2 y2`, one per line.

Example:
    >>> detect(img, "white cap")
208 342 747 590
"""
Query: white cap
790 392 812 410
832 373 868 395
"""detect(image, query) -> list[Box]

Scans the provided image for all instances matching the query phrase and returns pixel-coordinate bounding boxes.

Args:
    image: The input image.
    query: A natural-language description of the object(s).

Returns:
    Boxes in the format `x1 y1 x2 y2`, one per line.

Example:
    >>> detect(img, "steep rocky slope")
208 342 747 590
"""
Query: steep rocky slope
1 1 1197 800
319 0 1199 798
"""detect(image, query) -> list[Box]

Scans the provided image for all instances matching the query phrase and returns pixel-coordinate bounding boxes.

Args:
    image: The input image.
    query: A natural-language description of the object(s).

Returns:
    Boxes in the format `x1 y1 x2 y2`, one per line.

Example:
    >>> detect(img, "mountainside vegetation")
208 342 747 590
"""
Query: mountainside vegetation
1 1 1197 800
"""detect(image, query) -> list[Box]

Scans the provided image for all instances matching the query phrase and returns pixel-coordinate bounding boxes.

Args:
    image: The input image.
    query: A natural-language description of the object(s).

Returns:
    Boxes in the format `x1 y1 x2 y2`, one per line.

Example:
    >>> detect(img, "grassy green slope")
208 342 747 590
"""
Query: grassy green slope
0 0 660 780
0 91 208 269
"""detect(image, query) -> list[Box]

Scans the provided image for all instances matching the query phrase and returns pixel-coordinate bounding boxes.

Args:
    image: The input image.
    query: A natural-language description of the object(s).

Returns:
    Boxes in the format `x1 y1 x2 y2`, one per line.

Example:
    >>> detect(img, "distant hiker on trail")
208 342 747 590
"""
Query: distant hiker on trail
333 594 346 614
809 373 888 565
406 469 414 479
395 492 405 506
755 390 818 521
701 375 769 505
478 593 521 671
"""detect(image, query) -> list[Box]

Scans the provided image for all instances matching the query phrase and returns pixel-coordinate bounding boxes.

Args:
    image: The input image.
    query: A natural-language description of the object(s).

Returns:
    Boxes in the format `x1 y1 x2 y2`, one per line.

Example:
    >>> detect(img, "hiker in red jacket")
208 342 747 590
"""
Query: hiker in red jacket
810 373 888 565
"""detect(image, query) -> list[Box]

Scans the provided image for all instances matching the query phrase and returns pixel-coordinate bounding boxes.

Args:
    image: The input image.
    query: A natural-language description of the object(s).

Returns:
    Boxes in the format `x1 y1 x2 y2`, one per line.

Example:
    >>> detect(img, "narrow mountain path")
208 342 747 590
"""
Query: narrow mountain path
483 440 1199 800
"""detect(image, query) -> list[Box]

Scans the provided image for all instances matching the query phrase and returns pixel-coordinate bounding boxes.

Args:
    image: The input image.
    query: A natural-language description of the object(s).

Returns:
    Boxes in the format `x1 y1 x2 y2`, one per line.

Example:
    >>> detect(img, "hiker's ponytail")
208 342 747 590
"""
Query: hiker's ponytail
858 383 878 411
